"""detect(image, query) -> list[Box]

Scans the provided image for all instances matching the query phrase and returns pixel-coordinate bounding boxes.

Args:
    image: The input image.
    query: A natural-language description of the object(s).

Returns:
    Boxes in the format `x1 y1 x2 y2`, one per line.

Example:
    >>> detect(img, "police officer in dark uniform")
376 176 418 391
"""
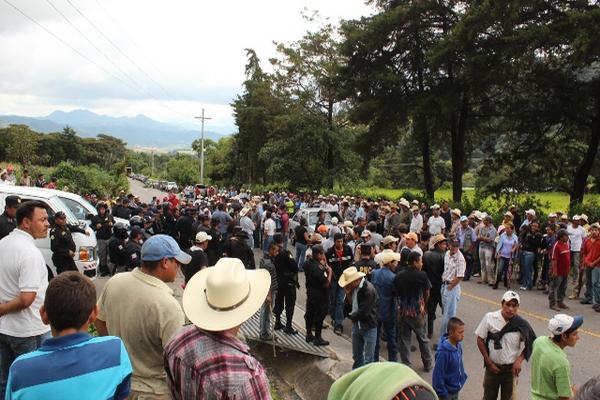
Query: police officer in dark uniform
206 217 223 266
176 208 196 250
50 211 88 274
0 195 21 240
112 198 132 220
125 226 144 270
108 222 129 274
304 245 332 346
222 227 256 269
272 234 299 334
91 202 114 277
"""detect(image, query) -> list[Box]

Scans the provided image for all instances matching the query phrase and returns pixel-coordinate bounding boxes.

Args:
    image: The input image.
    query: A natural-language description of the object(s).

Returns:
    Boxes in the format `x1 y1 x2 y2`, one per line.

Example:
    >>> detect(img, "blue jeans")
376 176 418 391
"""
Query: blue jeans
0 331 51 397
374 319 398 362
496 257 511 287
259 302 272 339
329 279 345 329
521 251 536 289
440 284 461 336
263 235 273 255
295 242 307 272
351 324 377 369
592 267 600 306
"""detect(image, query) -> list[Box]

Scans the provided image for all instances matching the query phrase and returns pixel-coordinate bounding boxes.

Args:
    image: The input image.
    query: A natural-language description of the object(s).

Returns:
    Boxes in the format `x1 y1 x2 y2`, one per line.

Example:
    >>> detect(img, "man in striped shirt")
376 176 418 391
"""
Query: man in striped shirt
5 272 132 400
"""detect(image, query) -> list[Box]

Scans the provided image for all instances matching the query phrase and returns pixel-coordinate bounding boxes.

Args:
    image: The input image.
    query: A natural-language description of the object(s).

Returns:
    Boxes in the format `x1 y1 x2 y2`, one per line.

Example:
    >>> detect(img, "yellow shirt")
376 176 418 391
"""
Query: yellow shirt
97 268 184 395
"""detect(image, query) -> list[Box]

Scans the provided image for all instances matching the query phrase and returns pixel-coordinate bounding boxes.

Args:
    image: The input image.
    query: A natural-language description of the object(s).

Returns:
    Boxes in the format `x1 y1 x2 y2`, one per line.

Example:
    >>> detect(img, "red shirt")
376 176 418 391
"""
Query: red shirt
583 237 600 267
552 240 571 276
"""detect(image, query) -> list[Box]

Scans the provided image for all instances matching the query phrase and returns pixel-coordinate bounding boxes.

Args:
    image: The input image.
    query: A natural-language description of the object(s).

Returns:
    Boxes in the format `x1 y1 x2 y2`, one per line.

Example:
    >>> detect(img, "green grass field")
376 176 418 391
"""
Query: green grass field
354 188 600 213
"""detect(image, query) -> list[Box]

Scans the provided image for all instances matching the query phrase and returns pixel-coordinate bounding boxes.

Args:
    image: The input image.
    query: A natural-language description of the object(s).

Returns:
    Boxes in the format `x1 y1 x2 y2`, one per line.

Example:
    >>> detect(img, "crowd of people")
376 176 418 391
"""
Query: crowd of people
0 186 599 399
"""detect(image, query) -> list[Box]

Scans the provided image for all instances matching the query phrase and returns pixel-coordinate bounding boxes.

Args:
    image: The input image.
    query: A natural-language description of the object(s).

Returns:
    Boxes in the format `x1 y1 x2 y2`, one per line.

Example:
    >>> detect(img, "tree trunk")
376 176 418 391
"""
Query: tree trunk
570 95 600 208
415 114 435 200
451 92 469 203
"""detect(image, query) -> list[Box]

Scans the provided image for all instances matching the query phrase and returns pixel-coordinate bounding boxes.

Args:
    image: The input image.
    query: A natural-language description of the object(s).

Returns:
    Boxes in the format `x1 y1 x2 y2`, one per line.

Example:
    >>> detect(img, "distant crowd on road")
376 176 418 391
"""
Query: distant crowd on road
0 186 599 399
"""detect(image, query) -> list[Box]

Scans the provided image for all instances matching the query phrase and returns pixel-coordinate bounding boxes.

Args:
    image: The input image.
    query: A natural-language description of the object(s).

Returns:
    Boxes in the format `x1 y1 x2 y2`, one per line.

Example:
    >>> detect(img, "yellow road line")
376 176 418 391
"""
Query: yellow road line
462 290 600 339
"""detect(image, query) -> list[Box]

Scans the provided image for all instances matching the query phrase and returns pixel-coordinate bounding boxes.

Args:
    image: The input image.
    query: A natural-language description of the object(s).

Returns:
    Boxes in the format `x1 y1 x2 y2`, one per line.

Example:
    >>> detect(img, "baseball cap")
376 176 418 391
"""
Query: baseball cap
431 204 440 210
5 196 21 208
361 230 371 238
459 215 468 222
382 235 399 246
404 232 418 241
548 314 583 336
141 234 192 264
502 290 520 304
54 211 67 219
195 231 212 243
525 209 536 216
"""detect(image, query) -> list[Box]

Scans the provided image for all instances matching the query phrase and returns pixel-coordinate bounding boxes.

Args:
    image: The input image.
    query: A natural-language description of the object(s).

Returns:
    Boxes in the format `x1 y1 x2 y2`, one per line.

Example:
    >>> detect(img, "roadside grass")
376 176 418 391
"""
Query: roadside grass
353 187 600 213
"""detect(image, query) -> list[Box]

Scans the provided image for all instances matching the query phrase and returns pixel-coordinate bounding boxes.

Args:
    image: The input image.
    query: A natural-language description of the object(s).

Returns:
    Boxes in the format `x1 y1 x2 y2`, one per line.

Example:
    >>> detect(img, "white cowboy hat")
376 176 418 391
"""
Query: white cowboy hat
378 251 400 265
338 266 366 288
183 258 270 331
399 199 410 208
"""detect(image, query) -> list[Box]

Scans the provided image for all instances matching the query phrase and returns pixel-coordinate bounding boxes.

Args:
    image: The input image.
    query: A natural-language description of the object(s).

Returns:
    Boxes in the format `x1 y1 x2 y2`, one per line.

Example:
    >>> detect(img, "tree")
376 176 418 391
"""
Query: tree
5 124 39 164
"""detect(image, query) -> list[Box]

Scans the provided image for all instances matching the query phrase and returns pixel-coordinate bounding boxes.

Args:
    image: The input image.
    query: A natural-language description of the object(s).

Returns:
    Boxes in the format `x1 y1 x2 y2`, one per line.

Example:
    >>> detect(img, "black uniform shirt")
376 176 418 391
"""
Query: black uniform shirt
0 211 16 240
304 259 329 302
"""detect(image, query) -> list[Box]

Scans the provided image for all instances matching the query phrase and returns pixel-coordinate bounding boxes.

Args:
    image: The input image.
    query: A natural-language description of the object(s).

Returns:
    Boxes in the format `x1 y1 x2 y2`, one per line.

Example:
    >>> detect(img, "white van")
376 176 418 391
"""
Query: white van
53 190 130 228
0 185 98 279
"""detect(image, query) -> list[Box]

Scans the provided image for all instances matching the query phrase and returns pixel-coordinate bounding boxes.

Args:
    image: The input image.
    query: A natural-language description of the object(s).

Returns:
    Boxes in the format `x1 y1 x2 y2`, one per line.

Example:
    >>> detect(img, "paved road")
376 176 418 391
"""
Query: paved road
121 179 600 398
128 178 169 204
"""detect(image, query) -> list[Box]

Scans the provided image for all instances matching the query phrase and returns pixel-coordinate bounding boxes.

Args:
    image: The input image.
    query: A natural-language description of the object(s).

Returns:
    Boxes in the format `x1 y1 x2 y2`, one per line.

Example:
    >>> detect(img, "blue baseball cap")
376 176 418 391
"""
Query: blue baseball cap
141 234 192 264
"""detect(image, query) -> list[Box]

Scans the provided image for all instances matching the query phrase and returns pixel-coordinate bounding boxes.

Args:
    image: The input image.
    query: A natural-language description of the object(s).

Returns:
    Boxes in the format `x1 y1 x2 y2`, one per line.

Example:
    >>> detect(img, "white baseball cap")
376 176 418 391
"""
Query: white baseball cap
502 290 520 304
195 231 212 243
548 314 583 336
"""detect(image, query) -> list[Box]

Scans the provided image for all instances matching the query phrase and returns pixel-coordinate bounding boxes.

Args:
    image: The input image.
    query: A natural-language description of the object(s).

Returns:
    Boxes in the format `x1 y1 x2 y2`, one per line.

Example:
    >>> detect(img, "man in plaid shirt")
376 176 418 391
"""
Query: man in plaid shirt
164 258 272 399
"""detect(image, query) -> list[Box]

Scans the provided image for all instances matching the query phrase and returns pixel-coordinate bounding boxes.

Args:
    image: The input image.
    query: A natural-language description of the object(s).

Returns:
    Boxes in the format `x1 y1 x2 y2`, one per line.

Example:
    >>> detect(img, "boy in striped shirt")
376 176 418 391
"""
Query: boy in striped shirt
6 272 132 400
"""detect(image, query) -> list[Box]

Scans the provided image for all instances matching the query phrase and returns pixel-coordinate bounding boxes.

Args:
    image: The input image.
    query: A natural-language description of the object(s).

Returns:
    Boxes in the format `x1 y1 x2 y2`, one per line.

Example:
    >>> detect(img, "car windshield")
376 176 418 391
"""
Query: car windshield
47 197 80 225
308 212 332 225
60 196 96 220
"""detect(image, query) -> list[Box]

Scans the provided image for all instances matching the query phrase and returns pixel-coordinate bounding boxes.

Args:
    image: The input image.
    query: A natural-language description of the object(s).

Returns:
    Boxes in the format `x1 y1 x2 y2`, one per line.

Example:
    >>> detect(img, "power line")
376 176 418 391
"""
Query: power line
64 0 188 118
2 0 142 95
44 0 146 94
93 0 176 99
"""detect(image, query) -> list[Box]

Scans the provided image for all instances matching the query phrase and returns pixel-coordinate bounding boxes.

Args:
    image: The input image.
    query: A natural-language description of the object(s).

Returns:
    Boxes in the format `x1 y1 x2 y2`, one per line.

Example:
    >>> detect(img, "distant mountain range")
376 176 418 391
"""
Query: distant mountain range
0 109 228 149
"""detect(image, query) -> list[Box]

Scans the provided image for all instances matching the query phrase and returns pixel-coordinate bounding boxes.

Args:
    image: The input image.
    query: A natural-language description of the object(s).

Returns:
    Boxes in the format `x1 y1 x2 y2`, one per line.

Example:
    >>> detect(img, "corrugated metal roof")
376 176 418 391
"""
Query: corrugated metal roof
241 312 330 358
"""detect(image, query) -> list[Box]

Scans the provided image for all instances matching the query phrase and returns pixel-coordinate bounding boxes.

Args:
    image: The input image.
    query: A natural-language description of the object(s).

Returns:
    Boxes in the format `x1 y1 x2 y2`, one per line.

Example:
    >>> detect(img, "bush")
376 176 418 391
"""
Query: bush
52 162 128 196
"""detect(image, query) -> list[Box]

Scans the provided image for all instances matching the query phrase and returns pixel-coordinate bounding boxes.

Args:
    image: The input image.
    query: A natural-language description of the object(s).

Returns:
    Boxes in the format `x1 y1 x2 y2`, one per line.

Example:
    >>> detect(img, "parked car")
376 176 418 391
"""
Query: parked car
165 181 178 191
288 208 341 242
0 185 98 279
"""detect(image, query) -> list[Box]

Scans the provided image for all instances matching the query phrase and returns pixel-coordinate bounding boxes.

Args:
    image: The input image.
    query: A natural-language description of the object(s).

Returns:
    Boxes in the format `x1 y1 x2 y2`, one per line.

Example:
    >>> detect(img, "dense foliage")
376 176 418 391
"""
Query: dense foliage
208 2 600 208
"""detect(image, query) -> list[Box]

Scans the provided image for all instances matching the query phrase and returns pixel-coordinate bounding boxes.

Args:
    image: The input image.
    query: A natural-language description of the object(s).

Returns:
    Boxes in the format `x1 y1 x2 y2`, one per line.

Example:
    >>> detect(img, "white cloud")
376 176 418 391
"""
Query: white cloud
0 0 373 132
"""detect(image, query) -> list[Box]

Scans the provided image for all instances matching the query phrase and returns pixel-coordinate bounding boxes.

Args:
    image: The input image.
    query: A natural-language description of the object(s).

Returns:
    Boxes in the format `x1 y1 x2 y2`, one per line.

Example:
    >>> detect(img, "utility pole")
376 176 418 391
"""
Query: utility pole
194 109 211 185
151 149 155 177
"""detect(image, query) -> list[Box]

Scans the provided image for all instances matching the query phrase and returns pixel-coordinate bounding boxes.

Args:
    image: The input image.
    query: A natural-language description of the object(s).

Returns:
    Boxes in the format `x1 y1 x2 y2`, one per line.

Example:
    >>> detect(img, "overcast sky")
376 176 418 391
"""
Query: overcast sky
0 0 373 134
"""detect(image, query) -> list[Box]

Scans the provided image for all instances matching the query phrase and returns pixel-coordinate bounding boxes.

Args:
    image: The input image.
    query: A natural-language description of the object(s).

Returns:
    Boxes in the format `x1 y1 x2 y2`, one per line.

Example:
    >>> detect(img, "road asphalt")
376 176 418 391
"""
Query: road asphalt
111 178 600 399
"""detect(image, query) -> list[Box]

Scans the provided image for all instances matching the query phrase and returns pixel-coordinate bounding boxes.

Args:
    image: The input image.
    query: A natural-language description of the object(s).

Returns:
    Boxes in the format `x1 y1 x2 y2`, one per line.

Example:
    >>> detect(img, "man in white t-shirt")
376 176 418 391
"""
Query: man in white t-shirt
428 204 446 236
567 216 587 299
262 210 276 255
0 201 51 397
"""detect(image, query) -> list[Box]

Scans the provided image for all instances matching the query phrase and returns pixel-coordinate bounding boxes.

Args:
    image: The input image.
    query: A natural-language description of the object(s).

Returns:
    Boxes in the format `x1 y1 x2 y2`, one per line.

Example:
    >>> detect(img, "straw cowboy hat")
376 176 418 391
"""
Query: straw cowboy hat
338 266 366 288
182 258 270 331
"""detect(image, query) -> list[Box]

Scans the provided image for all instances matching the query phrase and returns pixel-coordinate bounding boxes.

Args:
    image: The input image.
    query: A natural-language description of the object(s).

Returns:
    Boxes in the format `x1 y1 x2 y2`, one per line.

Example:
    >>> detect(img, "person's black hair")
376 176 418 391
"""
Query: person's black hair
210 217 219 226
217 203 225 211
273 233 284 244
574 375 600 400
265 210 272 219
398 224 409 234
16 200 47 226
557 229 568 240
44 271 96 331
269 241 279 251
420 231 431 242
408 251 422 266
353 226 364 235
447 317 465 333
300 217 307 226
366 221 377 231
334 232 344 241
312 245 324 256
399 247 412 266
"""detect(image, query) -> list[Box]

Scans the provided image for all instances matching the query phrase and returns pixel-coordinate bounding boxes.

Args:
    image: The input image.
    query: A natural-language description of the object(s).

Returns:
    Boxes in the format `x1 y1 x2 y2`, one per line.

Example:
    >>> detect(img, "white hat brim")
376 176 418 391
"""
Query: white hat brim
338 272 366 288
183 267 271 331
